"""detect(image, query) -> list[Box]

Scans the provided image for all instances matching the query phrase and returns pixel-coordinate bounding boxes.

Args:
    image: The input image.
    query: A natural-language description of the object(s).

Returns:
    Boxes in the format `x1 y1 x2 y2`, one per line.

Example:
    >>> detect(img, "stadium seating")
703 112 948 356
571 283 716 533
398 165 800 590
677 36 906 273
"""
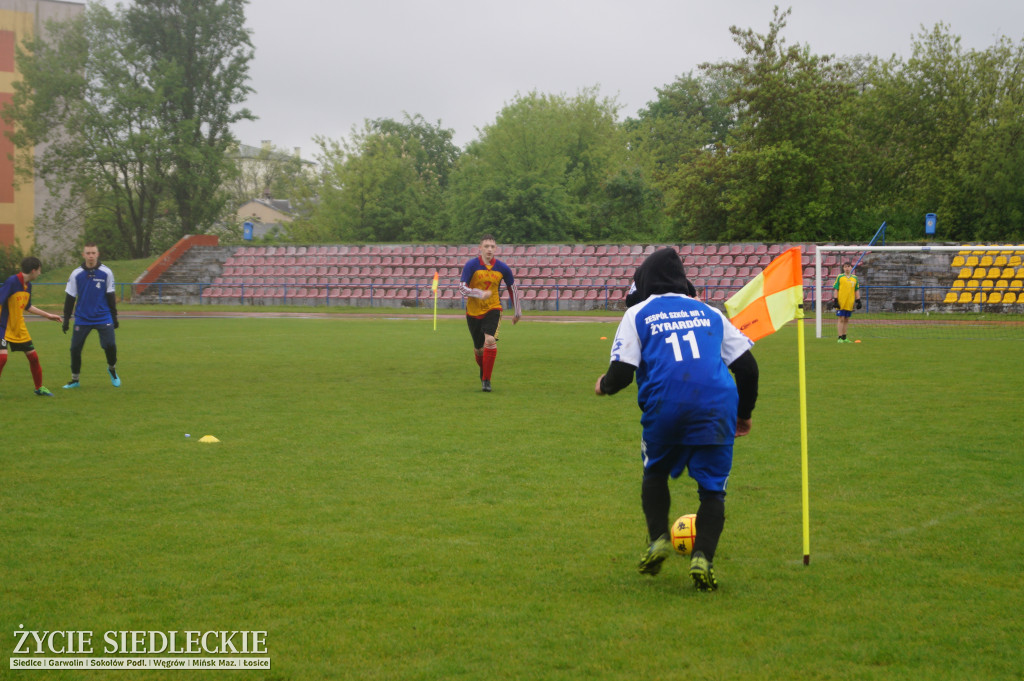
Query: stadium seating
941 248 1024 306
205 242 890 310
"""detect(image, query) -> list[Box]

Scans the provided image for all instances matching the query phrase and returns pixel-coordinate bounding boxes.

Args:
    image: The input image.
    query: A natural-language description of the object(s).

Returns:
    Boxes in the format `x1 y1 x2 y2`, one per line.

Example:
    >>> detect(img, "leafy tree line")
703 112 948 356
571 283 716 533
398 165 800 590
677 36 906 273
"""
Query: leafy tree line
3 0 253 261
4 6 1022 260
289 8 1023 245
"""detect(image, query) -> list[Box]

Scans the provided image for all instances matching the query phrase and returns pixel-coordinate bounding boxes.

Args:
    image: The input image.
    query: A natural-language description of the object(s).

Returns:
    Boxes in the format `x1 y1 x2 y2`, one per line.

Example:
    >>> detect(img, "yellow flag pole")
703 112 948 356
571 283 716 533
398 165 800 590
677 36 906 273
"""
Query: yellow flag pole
797 304 810 565
432 273 439 331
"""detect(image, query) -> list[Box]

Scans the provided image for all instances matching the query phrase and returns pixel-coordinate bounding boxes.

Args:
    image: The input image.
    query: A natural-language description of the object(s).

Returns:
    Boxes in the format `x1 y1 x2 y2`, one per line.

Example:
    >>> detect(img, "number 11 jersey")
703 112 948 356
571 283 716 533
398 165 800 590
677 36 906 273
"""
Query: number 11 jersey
610 293 753 445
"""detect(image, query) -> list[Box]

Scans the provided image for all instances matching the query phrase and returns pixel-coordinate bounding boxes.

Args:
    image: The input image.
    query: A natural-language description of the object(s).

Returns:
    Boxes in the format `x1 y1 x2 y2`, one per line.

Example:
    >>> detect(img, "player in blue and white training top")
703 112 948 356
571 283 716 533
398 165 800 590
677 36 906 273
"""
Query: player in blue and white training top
595 248 758 592
61 244 121 388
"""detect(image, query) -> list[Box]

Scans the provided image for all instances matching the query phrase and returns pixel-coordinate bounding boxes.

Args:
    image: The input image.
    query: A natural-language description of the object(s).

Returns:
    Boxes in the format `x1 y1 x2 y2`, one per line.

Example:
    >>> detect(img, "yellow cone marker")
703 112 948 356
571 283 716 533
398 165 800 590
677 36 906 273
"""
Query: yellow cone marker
198 435 220 443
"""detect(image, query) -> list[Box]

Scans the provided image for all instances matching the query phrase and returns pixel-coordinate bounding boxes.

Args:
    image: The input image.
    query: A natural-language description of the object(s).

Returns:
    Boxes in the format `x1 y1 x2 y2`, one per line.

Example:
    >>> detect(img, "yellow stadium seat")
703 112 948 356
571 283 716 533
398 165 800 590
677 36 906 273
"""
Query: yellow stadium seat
958 292 973 303
974 267 988 278
996 280 1010 291
1004 292 1018 304
965 280 980 290
1002 267 1015 279
1009 256 1022 267
995 255 1009 267
951 280 965 290
1017 268 1024 279
966 256 980 267
988 291 1002 303
980 255 994 267
951 255 966 268
981 280 994 290
943 292 959 303
1011 280 1023 290
957 267 972 279
973 292 984 303
987 267 1002 279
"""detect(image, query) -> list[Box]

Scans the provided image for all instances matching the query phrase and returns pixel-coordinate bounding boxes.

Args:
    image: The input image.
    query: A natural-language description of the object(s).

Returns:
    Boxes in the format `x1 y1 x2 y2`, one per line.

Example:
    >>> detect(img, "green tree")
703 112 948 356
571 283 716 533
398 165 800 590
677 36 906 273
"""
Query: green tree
2 1 253 258
4 6 167 258
625 72 737 237
289 115 459 242
126 0 254 237
449 88 653 243
0 244 26 278
961 37 1024 240
860 27 1024 240
669 7 860 242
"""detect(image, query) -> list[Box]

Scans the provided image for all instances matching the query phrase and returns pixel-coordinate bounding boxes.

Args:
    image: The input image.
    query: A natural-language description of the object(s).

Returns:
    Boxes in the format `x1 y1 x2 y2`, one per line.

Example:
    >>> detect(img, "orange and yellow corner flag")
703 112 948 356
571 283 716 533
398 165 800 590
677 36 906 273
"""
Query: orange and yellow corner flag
724 247 804 341
431 271 439 292
726 245 813 564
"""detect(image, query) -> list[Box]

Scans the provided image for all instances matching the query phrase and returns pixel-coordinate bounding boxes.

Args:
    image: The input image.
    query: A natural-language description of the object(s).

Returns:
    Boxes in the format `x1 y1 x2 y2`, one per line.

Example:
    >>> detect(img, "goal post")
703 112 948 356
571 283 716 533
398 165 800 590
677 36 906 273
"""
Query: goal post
814 244 1024 339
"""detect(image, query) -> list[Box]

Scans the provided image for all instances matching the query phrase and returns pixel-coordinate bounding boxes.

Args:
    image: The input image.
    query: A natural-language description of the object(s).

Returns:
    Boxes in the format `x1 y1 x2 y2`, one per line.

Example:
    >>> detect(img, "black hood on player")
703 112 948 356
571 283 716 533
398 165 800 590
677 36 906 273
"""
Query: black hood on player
625 247 696 307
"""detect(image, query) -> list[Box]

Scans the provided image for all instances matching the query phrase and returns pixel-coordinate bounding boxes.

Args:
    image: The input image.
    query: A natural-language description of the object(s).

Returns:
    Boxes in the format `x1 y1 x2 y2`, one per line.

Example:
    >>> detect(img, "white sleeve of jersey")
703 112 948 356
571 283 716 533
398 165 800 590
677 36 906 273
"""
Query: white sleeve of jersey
65 268 81 297
103 265 116 293
507 281 522 316
712 307 754 365
459 281 488 299
610 307 642 368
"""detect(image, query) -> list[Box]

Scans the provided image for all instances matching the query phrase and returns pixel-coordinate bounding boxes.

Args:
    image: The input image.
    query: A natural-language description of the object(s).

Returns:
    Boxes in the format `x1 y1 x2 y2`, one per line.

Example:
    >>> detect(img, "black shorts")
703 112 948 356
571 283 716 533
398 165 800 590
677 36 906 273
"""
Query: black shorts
0 338 34 352
466 309 501 349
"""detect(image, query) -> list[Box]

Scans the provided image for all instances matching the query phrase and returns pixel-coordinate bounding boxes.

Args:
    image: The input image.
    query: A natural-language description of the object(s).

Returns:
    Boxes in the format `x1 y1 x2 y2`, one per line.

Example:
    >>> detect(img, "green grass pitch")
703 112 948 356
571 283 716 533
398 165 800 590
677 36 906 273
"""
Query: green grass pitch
2 316 1022 680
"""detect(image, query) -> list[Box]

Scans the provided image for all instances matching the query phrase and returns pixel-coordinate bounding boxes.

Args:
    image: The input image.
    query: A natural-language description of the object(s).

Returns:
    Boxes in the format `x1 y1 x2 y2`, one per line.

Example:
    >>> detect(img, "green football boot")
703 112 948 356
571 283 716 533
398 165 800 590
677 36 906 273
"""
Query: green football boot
638 534 672 576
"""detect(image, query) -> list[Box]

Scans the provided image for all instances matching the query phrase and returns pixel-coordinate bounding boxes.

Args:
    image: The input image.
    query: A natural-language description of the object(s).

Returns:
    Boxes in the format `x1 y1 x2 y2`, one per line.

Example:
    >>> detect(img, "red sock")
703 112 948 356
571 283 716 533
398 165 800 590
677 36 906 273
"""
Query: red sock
0 352 7 378
482 347 497 381
26 350 43 389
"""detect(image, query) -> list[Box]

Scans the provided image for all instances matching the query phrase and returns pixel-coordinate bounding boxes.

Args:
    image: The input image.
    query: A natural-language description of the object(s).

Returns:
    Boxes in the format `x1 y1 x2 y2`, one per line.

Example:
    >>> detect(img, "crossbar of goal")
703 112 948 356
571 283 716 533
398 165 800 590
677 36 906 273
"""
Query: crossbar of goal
814 244 1024 338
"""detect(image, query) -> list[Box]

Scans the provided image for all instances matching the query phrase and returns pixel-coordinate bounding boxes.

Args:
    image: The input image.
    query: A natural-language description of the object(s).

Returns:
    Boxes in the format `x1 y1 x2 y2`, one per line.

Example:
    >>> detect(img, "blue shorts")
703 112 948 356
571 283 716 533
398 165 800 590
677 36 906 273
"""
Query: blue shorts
641 440 732 492
835 310 852 318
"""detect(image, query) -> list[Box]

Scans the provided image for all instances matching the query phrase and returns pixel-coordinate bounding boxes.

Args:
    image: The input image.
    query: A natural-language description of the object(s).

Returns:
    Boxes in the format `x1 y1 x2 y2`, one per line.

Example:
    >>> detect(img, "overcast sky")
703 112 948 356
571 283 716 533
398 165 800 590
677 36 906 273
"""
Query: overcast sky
231 1 1023 158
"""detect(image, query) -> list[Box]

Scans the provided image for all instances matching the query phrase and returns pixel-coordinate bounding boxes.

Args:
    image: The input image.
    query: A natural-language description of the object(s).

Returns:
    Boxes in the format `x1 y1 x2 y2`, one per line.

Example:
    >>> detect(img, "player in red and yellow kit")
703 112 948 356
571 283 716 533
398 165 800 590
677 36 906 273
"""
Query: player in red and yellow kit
0 257 63 396
459 235 522 392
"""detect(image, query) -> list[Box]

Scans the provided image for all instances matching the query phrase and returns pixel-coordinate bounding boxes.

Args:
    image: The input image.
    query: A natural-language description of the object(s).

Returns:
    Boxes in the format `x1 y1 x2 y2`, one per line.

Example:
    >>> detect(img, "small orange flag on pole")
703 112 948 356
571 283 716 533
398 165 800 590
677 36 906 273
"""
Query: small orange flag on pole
725 246 811 565
724 247 803 342
431 271 439 330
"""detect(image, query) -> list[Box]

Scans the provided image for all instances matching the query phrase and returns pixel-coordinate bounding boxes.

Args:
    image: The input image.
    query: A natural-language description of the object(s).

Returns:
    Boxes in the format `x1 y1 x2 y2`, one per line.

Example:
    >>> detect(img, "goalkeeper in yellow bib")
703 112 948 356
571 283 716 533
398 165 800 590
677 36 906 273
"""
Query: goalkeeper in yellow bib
831 262 861 343
459 235 521 392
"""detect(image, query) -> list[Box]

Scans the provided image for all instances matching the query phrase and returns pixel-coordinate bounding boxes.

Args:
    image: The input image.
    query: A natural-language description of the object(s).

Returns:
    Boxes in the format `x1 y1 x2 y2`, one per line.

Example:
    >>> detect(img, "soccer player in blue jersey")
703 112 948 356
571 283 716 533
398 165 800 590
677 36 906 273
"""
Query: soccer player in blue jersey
0 257 63 396
595 248 759 591
459 235 521 392
61 244 121 388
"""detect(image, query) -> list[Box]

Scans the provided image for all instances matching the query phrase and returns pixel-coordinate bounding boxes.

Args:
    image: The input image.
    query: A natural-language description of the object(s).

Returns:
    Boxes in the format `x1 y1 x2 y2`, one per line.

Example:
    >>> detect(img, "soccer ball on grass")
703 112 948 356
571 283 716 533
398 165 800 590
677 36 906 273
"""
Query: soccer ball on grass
670 513 697 555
